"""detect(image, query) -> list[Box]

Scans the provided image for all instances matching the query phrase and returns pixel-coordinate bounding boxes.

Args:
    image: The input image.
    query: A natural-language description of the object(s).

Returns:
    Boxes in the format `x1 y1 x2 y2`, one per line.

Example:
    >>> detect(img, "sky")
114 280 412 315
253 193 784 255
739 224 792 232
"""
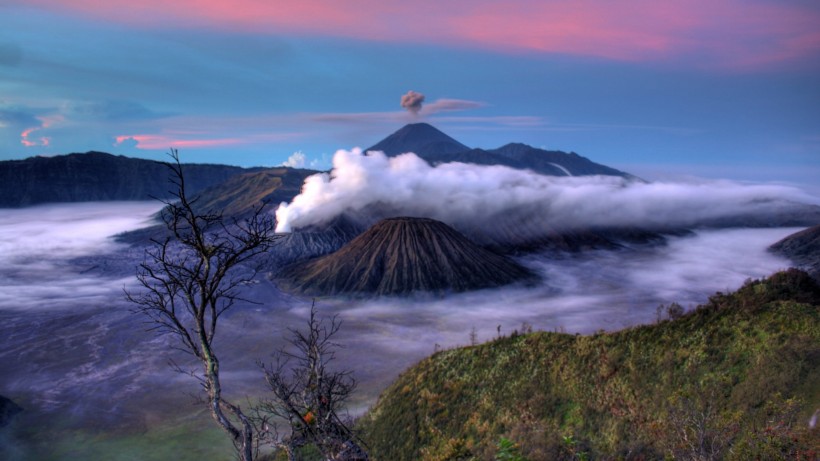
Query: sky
1 0 819 189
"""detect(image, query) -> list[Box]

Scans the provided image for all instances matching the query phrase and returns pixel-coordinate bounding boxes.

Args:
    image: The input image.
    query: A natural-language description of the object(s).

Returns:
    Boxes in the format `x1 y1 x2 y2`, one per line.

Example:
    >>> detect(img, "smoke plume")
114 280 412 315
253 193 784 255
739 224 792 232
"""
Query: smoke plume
275 149 817 241
400 90 425 115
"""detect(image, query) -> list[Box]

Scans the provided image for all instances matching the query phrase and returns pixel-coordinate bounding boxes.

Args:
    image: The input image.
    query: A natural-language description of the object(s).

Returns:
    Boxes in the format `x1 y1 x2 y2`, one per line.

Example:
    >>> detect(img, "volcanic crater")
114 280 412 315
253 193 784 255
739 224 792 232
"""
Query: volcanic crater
280 216 536 296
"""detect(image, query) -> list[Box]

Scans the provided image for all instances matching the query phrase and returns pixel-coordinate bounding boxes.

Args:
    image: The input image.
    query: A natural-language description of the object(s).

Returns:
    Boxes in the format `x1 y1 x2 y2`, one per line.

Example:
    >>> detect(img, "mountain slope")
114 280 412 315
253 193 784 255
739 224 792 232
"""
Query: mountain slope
366 123 634 178
266 215 367 268
365 123 469 158
491 143 634 177
279 217 535 296
359 269 820 460
190 167 316 218
114 166 318 244
0 152 258 207
771 225 820 280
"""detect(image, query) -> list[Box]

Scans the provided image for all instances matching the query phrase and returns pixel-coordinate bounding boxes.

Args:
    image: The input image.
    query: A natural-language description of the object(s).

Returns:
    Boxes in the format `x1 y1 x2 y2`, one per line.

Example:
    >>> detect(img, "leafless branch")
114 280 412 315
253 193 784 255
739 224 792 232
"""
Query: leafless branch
124 149 279 461
255 302 368 460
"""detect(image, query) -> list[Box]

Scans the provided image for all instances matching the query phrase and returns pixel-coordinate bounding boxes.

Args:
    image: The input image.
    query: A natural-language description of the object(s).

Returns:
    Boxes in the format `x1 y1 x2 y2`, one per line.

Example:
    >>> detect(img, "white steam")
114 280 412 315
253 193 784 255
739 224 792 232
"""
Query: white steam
275 149 817 235
281 151 307 168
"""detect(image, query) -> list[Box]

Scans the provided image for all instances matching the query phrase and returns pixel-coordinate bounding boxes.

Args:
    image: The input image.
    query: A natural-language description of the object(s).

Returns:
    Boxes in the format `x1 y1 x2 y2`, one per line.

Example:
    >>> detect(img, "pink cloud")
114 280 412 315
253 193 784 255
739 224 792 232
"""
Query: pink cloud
115 134 243 150
20 127 47 147
448 1 820 69
19 0 820 70
115 128 304 150
20 114 62 147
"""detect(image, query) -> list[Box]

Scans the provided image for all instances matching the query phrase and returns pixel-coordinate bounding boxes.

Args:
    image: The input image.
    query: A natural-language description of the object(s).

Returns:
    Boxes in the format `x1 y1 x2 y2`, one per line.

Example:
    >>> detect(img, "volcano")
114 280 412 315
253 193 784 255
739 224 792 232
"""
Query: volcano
365 123 469 158
365 123 633 178
280 217 535 296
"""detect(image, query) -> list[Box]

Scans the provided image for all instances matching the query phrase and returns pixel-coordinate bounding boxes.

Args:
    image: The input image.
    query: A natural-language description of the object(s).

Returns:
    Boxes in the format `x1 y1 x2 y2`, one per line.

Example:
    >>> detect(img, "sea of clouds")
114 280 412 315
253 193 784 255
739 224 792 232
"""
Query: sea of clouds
0 167 814 459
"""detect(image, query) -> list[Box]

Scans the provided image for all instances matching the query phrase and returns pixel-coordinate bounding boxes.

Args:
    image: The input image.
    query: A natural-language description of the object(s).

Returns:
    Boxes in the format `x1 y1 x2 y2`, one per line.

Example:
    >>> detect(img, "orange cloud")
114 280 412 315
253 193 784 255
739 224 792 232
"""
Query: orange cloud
20 0 820 69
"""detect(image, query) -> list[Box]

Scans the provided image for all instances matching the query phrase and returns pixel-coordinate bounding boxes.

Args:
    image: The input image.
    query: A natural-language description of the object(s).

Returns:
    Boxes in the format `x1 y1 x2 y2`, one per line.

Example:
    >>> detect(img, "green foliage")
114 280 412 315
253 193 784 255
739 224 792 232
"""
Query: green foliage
358 269 820 460
560 435 588 461
495 437 527 461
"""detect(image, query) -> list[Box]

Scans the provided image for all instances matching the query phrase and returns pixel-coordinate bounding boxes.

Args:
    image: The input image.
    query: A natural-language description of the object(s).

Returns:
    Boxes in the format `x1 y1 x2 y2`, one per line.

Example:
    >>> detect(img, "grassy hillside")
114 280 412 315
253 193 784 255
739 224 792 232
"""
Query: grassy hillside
191 167 316 218
358 269 820 460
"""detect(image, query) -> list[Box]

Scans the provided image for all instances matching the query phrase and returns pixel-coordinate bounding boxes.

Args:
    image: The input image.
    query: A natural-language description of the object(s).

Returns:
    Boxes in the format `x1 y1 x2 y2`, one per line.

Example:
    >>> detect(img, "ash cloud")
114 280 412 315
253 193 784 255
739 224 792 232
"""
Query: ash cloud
422 98 485 114
400 90 425 116
399 91 482 117
274 149 818 242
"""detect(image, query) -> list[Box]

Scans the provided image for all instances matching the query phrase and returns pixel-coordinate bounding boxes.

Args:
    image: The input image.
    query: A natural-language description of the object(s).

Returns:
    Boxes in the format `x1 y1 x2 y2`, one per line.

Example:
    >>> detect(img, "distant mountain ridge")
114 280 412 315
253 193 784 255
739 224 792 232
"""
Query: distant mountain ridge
366 123 635 178
2 124 635 208
0 152 263 207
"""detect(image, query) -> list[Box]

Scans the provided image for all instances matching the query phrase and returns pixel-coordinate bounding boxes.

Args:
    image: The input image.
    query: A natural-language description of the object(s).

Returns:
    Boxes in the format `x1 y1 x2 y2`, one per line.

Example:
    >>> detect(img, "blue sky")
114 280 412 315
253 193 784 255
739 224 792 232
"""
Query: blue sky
1 0 819 190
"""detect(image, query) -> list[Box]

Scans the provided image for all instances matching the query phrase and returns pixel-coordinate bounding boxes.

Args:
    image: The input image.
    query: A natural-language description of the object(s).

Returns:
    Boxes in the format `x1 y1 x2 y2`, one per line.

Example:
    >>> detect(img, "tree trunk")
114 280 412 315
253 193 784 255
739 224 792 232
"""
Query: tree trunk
204 346 254 460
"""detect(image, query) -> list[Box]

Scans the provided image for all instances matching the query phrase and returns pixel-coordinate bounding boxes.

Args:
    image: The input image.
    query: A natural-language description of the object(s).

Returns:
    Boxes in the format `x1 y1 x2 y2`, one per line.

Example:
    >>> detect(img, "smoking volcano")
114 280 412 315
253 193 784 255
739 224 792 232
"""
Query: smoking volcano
280 217 534 296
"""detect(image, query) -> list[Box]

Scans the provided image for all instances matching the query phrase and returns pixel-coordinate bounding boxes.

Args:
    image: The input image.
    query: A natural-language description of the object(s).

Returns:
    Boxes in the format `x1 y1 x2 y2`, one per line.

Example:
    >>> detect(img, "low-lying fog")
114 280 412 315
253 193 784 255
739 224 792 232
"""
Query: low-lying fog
0 201 804 460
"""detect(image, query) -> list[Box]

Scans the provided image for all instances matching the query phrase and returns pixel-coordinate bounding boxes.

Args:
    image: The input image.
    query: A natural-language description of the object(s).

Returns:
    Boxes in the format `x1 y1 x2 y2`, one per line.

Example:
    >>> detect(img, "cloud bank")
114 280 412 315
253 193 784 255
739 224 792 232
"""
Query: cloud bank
275 149 817 239
0 202 163 311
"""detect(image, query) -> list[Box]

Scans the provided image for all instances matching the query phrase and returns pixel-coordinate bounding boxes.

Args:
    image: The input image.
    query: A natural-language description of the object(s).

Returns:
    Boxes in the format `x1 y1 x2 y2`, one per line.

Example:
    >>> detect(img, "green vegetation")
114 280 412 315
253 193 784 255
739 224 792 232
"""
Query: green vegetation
358 269 820 460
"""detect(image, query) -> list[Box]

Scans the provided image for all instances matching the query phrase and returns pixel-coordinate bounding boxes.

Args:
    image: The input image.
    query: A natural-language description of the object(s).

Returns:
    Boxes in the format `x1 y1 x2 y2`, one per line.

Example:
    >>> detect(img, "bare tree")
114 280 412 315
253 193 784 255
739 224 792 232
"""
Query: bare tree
125 150 278 461
256 303 368 461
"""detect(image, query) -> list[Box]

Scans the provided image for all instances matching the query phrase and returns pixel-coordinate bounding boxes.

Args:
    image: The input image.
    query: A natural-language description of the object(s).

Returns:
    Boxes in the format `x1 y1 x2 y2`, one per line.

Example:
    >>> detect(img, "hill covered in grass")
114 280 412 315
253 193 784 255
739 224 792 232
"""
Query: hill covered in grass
358 269 820 460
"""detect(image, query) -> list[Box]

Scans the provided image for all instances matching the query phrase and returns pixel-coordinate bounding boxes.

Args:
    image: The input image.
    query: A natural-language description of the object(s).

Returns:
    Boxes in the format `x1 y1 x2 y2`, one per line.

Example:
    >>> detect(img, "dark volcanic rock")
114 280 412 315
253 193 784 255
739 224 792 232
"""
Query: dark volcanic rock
770 225 820 280
0 151 261 207
0 395 22 428
267 215 366 269
280 217 535 296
